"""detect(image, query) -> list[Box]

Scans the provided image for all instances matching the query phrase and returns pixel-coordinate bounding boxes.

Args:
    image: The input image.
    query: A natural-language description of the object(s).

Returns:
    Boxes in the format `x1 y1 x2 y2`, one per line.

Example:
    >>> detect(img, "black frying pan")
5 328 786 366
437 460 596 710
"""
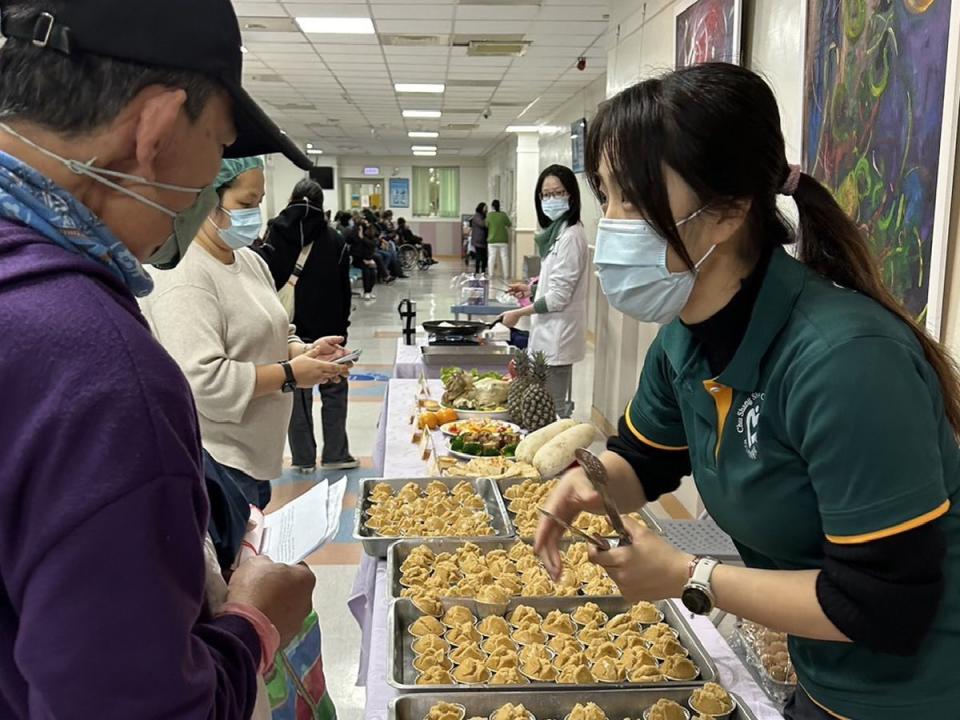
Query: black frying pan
422 320 486 337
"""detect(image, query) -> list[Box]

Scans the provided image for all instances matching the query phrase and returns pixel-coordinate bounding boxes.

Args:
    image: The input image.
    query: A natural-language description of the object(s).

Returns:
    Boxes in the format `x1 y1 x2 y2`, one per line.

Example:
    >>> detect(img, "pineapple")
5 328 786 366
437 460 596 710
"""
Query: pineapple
518 352 556 431
507 352 531 424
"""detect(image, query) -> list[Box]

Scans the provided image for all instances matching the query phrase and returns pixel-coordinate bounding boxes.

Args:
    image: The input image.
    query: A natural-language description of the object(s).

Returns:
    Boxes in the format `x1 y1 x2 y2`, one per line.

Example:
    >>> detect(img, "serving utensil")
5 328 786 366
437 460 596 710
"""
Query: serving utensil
575 448 633 546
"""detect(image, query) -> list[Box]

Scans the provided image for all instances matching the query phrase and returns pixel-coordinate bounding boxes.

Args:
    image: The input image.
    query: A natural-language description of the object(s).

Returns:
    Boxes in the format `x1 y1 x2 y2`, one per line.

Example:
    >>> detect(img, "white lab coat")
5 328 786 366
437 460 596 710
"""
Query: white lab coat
529 222 589 366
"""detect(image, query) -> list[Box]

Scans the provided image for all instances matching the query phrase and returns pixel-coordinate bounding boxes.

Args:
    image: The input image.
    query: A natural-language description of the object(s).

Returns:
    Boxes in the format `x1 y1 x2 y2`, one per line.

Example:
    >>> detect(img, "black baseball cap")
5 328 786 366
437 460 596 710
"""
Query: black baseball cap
0 0 313 169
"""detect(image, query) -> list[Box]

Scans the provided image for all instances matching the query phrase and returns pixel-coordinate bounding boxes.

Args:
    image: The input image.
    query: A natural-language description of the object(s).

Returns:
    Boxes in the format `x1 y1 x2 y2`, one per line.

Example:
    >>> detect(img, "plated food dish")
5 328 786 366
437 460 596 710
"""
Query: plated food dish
449 425 523 459
441 419 522 438
439 455 541 480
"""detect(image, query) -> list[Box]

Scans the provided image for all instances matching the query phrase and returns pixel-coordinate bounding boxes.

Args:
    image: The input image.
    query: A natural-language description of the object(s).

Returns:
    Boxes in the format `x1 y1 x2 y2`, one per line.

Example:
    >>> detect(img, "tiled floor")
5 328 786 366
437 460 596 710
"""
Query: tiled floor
270 257 597 720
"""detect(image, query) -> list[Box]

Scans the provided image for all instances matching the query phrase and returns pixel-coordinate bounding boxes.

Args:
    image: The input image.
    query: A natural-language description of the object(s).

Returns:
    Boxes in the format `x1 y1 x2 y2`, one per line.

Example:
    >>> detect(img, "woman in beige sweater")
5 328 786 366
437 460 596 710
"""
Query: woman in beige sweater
142 157 349 511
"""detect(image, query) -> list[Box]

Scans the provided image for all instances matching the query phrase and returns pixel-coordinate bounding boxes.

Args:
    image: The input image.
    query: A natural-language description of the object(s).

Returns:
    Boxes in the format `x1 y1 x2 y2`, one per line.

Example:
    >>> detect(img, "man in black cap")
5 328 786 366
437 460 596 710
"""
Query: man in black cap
0 1 319 718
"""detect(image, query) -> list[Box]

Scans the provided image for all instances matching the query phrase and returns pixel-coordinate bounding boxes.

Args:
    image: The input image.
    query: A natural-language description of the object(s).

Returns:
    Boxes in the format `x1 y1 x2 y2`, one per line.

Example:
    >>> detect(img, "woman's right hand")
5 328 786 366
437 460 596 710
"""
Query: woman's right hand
533 467 605 580
290 354 349 388
508 282 531 299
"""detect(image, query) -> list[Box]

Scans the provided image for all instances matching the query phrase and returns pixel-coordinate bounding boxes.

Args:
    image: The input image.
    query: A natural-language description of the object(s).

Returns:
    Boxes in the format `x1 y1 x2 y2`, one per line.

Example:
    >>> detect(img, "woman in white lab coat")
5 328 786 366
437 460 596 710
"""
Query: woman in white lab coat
502 164 589 417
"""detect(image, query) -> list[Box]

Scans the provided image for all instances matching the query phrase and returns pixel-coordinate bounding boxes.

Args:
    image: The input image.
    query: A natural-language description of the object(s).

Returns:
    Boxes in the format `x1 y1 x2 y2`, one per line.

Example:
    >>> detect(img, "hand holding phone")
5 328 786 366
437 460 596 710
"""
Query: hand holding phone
334 349 363 365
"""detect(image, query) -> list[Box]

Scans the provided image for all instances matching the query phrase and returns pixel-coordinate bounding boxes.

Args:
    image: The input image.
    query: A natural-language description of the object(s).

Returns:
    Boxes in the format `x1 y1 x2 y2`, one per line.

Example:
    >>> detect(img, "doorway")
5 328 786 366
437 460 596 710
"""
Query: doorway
341 178 384 212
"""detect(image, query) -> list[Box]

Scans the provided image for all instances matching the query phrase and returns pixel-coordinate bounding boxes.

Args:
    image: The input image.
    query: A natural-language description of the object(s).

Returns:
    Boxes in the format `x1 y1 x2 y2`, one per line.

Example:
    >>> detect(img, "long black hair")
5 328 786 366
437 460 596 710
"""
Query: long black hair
535 164 581 229
585 62 960 434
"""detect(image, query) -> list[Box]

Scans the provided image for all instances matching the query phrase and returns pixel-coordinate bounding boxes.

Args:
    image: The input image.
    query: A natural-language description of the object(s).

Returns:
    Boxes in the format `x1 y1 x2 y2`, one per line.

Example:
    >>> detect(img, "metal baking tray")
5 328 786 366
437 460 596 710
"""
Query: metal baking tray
388 596 718 692
353 477 515 558
391 689 760 720
497 477 664 537
386 538 623 601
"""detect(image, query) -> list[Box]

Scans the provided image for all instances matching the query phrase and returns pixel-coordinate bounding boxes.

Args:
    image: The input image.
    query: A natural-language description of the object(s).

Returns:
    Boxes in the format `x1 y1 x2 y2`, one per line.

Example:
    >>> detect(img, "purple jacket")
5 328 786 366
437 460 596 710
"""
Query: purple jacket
0 220 260 719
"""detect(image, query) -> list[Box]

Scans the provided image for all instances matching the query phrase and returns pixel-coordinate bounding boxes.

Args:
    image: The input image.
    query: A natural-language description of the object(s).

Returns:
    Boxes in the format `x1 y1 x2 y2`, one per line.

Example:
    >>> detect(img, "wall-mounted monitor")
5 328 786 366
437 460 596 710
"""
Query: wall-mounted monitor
308 166 335 190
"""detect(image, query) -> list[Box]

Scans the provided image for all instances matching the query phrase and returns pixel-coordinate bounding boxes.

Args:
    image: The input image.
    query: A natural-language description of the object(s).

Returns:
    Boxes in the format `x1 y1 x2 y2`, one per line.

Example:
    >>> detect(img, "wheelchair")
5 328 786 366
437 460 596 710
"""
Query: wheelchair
398 243 432 272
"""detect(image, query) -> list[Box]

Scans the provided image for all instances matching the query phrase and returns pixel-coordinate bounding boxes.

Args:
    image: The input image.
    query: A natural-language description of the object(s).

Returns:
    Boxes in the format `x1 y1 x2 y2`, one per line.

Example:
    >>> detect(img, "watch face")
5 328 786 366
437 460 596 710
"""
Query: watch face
681 587 711 615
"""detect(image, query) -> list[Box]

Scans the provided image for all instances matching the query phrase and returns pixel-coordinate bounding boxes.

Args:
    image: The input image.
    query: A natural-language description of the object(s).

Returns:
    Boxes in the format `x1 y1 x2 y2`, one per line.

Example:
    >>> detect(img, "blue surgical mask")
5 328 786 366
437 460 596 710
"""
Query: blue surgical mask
593 208 715 324
542 197 570 221
213 207 262 249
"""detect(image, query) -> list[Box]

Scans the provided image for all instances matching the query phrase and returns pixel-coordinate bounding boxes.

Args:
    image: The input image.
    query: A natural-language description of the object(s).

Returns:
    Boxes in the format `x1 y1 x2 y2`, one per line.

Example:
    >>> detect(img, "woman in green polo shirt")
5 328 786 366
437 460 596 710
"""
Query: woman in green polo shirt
535 63 960 720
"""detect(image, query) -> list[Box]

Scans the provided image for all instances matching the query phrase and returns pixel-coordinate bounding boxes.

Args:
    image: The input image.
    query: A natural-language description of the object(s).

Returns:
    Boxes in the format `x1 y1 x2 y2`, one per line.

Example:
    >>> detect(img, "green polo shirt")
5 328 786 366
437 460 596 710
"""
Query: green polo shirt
486 210 512 244
626 248 960 719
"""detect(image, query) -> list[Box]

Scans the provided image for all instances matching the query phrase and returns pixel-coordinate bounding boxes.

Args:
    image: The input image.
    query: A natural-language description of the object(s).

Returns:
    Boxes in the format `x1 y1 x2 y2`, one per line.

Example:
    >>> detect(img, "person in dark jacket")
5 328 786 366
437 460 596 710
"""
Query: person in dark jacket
258 181 358 471
471 202 489 273
0 0 316 716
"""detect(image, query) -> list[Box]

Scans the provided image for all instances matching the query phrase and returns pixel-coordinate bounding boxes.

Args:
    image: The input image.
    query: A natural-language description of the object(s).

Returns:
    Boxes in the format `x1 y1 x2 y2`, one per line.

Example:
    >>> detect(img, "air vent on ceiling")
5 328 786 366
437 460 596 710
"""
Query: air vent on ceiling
246 74 285 83
274 103 317 111
443 123 480 131
237 17 298 32
466 39 531 57
446 79 499 88
381 34 450 47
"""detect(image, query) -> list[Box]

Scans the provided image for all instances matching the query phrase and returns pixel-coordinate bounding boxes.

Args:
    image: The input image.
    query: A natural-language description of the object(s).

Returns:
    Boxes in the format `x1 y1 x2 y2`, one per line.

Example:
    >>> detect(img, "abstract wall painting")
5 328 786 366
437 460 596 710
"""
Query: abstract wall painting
803 0 960 336
674 0 743 68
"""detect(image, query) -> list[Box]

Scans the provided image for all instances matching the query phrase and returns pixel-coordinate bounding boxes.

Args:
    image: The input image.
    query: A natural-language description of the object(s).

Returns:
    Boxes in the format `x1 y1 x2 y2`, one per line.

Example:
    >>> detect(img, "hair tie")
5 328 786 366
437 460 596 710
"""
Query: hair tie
780 164 802 196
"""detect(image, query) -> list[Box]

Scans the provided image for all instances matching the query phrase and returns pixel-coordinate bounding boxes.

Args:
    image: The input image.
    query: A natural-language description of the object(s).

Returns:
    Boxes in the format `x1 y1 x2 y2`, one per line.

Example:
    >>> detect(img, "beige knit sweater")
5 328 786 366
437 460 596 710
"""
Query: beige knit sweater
141 245 297 480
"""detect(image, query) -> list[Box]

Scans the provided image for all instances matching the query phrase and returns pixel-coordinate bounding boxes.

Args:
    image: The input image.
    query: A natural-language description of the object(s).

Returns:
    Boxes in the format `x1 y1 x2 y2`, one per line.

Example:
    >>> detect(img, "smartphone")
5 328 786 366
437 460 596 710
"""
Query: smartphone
334 348 363 365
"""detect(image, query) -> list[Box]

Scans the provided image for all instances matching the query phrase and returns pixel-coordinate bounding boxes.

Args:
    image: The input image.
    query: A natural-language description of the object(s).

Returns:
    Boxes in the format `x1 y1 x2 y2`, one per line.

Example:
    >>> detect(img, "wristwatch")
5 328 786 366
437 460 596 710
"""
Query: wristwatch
279 361 297 393
681 556 721 615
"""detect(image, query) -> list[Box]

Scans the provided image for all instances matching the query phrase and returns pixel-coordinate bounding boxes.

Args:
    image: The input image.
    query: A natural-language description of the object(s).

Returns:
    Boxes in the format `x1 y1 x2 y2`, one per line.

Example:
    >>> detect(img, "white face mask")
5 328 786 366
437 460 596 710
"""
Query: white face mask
0 122 215 269
593 207 715 324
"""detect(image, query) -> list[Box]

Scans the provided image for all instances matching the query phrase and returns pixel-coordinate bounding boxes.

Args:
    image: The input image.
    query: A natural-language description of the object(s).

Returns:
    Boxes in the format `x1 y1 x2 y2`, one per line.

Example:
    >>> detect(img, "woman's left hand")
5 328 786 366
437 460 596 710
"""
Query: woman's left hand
501 309 524 328
588 516 693 602
304 336 348 362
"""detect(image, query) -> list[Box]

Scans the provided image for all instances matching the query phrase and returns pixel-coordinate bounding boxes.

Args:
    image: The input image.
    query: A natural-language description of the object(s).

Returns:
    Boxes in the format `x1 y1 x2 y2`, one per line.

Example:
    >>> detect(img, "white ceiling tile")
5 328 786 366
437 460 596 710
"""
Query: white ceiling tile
372 3 456 19
234 2 288 17
375 20 452 34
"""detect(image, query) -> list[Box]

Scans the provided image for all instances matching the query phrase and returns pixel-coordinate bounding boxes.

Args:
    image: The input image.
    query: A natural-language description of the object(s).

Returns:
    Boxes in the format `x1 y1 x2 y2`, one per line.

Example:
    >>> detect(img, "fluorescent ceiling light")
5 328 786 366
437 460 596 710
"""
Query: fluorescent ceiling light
395 83 445 93
413 151 437 157
506 124 542 132
240 45 249 54
411 145 437 151
409 131 439 138
306 143 314 149
307 149 324 155
403 110 442 119
518 97 540 118
295 17 375 34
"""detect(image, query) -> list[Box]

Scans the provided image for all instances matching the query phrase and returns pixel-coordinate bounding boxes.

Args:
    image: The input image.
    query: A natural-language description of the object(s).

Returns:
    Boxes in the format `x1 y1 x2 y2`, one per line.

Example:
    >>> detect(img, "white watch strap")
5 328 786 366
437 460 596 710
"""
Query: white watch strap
690 557 720 589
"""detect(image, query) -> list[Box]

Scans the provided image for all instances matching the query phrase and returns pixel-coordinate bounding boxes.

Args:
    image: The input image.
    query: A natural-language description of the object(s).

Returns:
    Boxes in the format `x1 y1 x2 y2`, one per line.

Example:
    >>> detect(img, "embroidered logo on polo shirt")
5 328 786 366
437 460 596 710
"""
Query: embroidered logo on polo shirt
735 393 764 460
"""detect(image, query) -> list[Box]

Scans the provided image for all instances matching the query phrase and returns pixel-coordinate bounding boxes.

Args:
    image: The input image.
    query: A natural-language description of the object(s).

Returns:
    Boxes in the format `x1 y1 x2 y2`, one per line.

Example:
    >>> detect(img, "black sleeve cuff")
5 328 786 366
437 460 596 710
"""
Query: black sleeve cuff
606 415 690 502
816 520 946 656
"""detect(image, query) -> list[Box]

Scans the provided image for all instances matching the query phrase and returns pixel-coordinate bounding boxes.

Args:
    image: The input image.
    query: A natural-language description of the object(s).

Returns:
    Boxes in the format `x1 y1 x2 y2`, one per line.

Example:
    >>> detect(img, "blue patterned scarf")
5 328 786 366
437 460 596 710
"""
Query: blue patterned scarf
0 151 154 296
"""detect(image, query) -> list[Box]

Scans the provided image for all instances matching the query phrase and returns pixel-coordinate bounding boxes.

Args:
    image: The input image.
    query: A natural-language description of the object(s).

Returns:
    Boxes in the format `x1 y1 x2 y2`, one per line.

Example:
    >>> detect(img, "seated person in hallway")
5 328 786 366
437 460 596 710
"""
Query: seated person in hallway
397 216 437 264
347 216 385 298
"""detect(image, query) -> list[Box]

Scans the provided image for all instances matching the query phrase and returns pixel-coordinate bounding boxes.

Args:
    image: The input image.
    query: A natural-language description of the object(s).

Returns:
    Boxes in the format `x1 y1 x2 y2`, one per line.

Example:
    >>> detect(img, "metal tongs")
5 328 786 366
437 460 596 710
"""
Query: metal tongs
537 507 612 551
575 447 634 547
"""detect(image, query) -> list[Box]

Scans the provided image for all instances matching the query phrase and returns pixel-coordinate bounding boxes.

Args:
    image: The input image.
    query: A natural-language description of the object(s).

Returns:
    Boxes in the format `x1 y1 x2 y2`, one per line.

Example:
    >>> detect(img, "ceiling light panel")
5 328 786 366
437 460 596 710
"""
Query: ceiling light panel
395 83 446 93
296 17 375 34
402 110 442 118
